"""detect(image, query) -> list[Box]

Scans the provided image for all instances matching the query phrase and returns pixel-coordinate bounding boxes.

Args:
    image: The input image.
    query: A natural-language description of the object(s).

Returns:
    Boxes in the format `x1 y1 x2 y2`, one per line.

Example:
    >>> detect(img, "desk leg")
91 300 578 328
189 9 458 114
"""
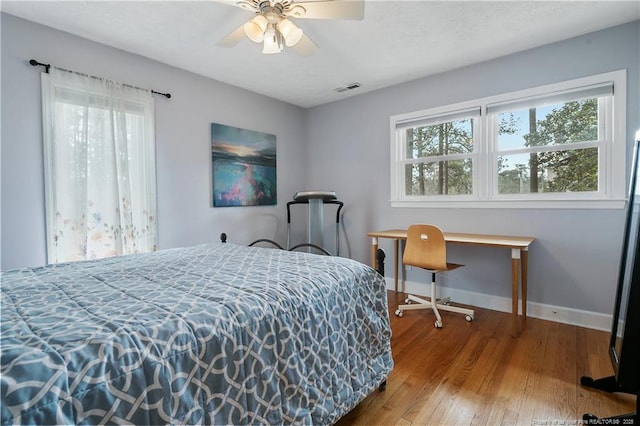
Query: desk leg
371 237 379 270
521 248 529 330
511 249 521 337
394 239 399 293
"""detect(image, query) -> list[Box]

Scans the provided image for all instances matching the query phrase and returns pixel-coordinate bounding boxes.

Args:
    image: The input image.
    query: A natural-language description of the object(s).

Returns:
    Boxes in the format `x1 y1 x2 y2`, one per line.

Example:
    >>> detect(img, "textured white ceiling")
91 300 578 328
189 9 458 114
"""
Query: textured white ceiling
2 0 639 108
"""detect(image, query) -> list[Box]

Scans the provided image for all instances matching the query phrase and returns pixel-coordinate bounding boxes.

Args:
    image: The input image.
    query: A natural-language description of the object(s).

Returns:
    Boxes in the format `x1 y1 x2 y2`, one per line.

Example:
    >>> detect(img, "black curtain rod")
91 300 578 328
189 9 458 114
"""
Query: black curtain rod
29 59 172 99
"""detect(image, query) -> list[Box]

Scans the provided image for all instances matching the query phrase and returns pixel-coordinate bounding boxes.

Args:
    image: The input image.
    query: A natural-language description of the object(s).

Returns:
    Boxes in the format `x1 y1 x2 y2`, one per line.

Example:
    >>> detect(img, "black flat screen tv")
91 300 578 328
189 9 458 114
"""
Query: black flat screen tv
581 131 640 422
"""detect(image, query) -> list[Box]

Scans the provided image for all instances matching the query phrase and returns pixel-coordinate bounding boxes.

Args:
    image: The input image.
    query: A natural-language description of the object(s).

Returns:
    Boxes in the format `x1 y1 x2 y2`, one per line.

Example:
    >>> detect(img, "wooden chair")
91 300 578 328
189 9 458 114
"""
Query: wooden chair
394 224 474 328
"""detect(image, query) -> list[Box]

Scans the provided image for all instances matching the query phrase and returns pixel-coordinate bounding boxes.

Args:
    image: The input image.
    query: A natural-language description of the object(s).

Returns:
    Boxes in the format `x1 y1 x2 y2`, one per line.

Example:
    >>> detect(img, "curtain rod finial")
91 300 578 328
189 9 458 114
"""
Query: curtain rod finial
151 90 171 99
29 59 50 73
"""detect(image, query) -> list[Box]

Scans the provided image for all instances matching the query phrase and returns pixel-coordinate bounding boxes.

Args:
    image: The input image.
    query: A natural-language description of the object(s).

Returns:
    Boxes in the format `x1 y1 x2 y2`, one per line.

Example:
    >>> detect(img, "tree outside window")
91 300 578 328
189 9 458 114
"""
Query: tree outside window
404 119 474 196
497 98 599 195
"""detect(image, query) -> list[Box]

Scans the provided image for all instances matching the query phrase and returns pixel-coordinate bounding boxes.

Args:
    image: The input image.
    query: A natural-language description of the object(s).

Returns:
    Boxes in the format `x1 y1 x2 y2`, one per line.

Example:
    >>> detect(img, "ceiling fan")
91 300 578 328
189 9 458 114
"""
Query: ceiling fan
218 0 364 56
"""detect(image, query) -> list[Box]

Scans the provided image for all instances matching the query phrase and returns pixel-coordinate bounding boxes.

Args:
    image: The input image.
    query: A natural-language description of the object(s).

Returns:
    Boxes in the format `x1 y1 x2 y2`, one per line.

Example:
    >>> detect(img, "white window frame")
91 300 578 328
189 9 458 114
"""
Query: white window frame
394 106 481 201
390 70 627 209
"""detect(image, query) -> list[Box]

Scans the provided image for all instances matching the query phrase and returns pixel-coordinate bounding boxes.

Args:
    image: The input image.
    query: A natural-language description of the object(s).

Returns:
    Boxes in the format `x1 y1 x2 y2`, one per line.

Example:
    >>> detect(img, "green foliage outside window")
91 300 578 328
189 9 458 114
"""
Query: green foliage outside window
405 120 474 195
498 98 599 194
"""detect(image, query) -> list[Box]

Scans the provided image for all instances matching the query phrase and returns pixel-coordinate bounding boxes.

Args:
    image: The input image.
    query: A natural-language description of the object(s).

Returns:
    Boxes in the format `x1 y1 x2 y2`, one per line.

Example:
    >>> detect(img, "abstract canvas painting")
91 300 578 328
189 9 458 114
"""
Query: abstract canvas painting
211 123 277 207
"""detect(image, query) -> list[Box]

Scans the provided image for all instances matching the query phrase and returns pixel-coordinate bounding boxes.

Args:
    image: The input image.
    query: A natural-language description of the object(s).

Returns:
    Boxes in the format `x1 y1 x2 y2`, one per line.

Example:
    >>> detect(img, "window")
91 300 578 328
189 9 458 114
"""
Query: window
397 108 479 198
390 70 627 208
41 68 157 264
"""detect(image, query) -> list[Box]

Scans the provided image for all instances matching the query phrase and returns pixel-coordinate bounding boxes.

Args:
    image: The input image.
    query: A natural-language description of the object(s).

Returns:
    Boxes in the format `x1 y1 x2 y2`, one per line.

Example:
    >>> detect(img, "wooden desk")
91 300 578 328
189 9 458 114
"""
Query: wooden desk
368 229 535 337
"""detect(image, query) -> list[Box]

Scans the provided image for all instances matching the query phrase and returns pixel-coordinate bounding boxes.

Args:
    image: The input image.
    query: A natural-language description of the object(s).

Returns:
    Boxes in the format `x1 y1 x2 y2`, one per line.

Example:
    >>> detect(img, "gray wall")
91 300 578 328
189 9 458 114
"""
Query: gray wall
306 21 640 314
2 12 639 316
1 13 308 269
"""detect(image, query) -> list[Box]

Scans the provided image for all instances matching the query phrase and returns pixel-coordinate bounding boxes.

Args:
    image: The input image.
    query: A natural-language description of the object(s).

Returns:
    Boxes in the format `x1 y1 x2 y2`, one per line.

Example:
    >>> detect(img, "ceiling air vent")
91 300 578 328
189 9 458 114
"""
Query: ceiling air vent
334 82 362 93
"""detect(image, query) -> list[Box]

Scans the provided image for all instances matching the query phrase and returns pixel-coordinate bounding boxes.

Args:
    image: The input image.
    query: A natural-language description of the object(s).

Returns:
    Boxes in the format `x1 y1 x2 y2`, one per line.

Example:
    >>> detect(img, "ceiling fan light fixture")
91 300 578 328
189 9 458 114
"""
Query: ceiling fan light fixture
277 19 304 47
262 24 282 54
244 15 268 43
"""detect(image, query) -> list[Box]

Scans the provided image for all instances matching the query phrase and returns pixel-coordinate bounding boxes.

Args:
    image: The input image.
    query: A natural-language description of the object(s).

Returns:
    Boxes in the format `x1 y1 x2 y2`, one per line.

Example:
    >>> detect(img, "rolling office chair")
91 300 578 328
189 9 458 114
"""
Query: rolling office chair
394 224 474 328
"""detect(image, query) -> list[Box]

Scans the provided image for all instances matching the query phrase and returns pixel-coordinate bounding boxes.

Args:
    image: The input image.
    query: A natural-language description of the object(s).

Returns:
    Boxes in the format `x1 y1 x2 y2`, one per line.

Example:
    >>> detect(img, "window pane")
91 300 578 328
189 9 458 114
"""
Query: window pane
405 159 473 195
406 119 474 159
497 98 598 150
498 147 598 194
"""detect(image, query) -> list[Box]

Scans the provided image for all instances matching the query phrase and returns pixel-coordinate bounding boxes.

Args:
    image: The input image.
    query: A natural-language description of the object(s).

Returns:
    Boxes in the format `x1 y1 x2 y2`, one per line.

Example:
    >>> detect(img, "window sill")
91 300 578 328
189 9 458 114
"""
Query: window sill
390 198 626 209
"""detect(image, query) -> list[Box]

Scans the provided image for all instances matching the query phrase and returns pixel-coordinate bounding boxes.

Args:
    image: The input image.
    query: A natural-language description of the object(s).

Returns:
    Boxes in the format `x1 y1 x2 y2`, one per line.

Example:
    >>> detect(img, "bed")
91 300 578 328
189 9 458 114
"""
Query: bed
0 241 393 425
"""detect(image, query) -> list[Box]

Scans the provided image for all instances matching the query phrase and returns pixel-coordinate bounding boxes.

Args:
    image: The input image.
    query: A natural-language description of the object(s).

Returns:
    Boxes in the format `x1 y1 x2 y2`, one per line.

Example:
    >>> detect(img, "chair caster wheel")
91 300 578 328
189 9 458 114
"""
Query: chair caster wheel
465 315 473 322
404 298 412 304
395 309 403 317
435 320 443 328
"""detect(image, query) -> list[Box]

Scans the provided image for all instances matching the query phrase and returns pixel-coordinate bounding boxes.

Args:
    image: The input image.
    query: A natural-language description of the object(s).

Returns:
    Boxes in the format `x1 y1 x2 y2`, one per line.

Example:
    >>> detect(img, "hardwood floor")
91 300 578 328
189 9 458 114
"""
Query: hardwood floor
337 291 636 425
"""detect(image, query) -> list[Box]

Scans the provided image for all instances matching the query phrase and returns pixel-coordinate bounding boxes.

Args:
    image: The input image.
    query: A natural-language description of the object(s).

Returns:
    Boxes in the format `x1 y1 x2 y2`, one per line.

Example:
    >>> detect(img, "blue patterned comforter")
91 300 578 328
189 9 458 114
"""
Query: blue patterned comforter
1 242 393 425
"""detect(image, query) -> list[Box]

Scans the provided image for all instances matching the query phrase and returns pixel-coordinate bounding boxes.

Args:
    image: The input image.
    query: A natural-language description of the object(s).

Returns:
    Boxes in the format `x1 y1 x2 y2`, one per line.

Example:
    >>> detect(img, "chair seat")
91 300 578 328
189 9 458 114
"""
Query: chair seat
421 262 463 273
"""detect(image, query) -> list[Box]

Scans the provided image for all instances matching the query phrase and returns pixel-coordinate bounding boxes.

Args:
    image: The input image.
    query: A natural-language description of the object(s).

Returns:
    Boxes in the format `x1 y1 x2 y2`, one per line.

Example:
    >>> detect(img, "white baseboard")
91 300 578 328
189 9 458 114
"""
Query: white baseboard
385 277 613 332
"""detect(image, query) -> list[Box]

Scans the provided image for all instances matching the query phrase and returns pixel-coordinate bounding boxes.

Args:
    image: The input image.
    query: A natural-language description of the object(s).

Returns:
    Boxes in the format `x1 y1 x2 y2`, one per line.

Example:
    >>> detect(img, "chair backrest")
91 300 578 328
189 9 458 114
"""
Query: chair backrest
403 224 448 271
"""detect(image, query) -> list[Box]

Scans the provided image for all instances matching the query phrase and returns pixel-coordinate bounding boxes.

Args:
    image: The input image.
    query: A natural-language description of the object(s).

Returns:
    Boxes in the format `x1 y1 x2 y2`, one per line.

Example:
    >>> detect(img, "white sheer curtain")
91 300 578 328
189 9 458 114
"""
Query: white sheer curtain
41 68 157 264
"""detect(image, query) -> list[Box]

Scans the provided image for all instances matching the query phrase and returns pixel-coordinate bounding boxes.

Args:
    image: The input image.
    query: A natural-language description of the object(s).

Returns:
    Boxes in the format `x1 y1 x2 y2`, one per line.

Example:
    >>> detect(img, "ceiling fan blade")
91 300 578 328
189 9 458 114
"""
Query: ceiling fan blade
215 0 258 11
288 0 364 20
292 33 319 56
218 23 247 47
